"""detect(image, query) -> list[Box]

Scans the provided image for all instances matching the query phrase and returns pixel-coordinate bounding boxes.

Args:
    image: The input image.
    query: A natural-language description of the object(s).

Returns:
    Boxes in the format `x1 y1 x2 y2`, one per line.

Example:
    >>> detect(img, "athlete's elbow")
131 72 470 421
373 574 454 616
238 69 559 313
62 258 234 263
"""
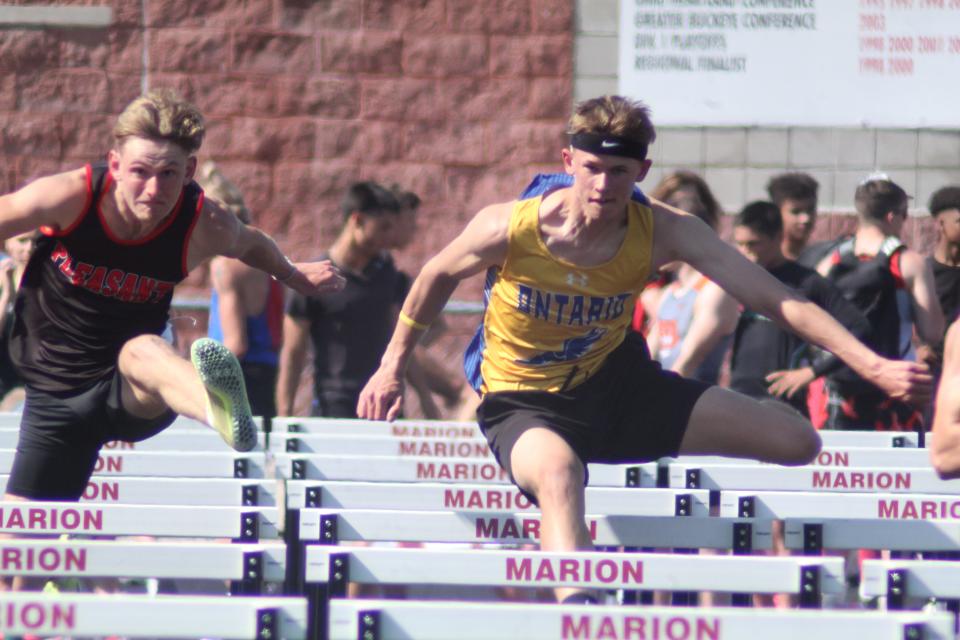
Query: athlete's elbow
931 448 960 480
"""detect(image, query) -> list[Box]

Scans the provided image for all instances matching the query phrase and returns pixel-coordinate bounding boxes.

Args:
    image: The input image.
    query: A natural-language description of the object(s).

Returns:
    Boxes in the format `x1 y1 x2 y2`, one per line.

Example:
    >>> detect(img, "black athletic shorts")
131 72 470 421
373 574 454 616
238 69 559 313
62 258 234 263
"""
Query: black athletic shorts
477 332 711 489
7 370 176 501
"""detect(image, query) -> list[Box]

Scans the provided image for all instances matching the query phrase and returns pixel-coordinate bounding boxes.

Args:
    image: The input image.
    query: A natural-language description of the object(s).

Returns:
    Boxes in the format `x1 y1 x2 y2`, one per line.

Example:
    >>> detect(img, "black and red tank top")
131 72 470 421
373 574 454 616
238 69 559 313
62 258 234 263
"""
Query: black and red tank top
9 163 204 393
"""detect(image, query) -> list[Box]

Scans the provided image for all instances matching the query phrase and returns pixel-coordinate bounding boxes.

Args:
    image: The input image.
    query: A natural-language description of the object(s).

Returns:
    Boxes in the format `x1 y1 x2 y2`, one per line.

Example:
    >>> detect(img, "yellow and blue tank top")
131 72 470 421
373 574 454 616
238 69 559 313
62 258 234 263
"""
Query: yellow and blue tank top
464 178 654 394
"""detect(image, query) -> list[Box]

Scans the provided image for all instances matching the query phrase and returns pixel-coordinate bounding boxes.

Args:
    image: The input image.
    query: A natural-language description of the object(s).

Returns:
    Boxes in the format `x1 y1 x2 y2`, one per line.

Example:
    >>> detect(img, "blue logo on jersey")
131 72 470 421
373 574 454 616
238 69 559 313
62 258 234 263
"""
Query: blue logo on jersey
518 328 606 365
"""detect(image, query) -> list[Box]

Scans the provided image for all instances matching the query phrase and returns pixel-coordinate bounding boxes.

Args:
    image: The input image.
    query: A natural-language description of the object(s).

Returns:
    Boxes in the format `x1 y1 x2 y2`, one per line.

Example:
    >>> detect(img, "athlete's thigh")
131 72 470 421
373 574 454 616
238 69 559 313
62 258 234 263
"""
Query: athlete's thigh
510 426 585 493
678 386 821 465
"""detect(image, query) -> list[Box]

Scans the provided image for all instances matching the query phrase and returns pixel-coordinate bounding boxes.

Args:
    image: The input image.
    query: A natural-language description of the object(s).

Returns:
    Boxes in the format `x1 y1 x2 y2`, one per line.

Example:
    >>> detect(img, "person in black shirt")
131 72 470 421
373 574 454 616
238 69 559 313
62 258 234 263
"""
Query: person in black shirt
277 181 405 418
0 90 344 501
927 186 960 325
731 201 870 416
815 176 943 430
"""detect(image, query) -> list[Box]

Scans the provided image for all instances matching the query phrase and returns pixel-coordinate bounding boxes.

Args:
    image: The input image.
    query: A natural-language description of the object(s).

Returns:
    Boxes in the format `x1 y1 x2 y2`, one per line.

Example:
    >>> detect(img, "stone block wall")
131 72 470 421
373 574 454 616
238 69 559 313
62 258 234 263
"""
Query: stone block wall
0 0 574 297
0 0 574 416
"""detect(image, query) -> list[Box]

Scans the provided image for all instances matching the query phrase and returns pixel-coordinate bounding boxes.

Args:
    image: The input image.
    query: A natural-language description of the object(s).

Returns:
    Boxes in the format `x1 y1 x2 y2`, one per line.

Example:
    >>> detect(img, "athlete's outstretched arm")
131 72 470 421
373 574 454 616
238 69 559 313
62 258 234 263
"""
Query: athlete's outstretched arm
931 320 960 478
899 249 945 347
187 197 344 297
357 201 512 421
0 169 89 241
653 204 933 405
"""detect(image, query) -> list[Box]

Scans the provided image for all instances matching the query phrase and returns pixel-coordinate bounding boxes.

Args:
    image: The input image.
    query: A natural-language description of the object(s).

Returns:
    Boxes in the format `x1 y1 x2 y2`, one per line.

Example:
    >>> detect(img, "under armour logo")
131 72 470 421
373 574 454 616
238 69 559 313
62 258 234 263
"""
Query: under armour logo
566 272 589 287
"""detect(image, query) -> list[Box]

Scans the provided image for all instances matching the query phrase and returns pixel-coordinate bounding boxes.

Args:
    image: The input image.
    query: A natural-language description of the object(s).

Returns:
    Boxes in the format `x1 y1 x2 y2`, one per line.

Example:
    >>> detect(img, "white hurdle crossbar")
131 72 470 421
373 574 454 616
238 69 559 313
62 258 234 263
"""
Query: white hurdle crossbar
862 559 960 615
270 417 922 448
306 548 843 640
784 518 960 553
670 463 956 494
0 539 285 594
327 599 953 640
297 508 772 549
271 432 492 458
282 484 707 592
0 427 266 452
0 475 278 506
276 453 657 488
271 417 479 437
0 592 306 639
286 480 709 515
720 490 960 521
0 449 267 478
0 501 279 540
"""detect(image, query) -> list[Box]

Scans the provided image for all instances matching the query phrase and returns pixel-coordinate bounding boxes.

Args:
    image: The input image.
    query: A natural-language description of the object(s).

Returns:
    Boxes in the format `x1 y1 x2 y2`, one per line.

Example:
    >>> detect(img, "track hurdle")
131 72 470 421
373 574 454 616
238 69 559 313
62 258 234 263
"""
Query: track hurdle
305 547 843 639
0 449 267 478
0 539 285 594
719 491 960 521
0 476 279 507
298 508 771 549
327 599 953 640
783 519 960 554
670 464 958 494
668 447 932 469
0 592 307 639
272 417 479 437
282 483 708 593
275 453 657 488
270 432 492 458
0 501 279 540
0 427 266 452
271 417 923 448
862 559 960 625
287 481 709 515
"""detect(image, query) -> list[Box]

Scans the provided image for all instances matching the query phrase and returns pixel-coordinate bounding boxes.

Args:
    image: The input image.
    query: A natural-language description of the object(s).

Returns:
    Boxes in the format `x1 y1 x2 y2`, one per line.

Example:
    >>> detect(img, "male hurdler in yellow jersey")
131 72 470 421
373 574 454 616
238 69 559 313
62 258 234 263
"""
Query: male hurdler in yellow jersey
465 190 654 394
359 95 924 607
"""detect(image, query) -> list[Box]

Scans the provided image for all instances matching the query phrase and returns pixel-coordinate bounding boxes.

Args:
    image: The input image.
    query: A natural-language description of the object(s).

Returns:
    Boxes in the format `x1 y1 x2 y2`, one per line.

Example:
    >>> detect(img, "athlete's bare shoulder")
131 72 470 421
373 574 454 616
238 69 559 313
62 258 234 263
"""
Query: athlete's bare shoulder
647 196 714 268
464 200 514 248
186 194 244 267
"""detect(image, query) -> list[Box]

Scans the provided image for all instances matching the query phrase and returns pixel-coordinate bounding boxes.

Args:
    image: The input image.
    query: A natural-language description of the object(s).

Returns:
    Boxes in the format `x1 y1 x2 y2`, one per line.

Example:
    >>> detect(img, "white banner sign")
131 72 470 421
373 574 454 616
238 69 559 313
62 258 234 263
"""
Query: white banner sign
618 0 960 127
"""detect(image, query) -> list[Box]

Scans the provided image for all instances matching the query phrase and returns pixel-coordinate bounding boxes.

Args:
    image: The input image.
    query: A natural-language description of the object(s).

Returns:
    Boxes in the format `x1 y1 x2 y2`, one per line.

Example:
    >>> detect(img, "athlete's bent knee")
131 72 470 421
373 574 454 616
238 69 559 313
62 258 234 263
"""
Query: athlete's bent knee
118 334 172 369
528 455 584 505
782 422 821 466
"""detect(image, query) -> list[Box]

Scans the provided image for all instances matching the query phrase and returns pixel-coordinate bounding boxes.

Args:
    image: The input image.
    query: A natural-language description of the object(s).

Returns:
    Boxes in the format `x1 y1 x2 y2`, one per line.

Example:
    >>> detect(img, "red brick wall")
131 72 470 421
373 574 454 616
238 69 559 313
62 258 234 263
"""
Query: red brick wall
0 0 573 296
0 0 572 415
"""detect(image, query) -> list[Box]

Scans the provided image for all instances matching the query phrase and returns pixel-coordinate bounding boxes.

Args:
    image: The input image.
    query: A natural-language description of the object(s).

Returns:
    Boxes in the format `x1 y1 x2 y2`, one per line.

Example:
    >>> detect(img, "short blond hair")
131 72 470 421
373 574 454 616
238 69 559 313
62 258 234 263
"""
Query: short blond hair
567 95 656 149
113 89 205 155
196 161 251 224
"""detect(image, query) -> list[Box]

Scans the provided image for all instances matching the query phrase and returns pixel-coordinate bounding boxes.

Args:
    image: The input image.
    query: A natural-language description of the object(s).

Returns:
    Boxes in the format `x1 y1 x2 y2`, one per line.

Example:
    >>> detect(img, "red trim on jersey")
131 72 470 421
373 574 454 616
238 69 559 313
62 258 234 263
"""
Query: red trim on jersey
889 247 906 289
41 164 95 237
98 179 185 246
181 191 204 278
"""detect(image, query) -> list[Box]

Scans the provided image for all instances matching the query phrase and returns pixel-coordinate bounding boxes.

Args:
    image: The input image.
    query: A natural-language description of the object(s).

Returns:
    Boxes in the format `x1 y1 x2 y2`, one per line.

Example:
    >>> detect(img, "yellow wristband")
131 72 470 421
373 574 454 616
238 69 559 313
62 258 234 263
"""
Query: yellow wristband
398 310 429 331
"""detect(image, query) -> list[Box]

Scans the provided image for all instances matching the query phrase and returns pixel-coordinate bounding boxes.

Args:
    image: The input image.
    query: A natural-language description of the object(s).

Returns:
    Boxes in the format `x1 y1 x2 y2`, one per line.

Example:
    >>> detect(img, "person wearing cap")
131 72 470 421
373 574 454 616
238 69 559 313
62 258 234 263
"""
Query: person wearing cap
357 95 932 604
814 175 944 430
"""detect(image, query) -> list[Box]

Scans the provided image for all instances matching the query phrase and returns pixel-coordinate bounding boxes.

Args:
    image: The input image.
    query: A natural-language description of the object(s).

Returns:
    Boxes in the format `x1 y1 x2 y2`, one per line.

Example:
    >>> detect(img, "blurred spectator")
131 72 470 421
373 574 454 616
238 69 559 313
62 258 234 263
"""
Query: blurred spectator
199 162 283 420
730 201 869 416
927 185 960 325
816 175 943 430
0 230 38 410
767 172 837 267
277 181 404 417
646 174 737 384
